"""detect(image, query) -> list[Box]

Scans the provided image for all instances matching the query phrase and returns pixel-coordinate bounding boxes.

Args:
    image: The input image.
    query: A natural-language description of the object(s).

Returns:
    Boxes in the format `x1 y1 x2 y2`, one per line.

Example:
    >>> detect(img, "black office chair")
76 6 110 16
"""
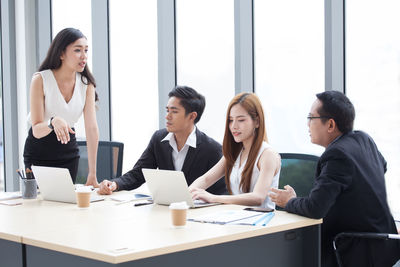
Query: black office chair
279 153 319 198
75 141 124 184
333 231 400 267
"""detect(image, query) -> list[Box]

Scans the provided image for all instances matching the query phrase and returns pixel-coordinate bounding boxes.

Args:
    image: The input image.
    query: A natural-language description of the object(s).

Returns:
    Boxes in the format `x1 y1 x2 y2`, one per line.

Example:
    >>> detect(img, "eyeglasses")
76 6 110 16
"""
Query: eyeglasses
307 116 330 121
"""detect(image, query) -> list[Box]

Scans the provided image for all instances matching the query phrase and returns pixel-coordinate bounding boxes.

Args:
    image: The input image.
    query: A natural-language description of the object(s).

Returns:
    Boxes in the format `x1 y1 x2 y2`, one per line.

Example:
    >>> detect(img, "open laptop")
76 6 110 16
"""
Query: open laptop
142 168 220 208
31 166 105 204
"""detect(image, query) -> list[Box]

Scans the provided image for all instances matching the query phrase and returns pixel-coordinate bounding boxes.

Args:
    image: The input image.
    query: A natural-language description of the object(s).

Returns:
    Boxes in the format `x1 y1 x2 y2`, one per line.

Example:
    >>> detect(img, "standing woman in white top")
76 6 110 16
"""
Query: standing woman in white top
189 93 280 208
23 28 99 186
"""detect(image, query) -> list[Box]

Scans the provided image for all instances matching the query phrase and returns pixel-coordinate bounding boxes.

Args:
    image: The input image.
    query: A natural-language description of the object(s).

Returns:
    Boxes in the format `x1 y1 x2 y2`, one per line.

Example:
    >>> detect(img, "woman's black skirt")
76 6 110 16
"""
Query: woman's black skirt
23 127 80 183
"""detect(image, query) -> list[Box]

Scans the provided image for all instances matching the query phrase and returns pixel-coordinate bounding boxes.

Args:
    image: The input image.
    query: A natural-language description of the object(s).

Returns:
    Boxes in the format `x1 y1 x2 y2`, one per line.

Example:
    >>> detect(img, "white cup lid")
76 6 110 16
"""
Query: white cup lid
75 186 92 193
169 201 189 210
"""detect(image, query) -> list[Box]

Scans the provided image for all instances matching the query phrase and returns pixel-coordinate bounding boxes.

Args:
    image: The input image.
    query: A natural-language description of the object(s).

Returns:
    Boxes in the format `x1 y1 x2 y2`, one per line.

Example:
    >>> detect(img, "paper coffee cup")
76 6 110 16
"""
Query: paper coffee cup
169 202 189 228
75 186 92 208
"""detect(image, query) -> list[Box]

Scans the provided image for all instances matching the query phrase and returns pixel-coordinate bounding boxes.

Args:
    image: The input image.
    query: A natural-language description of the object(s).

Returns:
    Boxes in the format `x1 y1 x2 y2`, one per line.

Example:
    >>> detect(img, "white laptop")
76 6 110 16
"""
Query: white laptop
142 168 220 208
31 166 105 204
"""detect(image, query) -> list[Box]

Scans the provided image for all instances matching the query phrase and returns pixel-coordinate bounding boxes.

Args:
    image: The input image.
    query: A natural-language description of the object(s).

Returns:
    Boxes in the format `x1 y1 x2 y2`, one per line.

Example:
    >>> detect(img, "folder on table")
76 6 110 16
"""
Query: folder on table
188 210 275 226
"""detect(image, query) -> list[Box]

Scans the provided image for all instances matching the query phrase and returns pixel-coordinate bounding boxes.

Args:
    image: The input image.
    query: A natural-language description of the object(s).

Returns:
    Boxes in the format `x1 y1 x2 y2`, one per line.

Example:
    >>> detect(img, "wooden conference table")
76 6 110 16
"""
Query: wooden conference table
0 191 322 267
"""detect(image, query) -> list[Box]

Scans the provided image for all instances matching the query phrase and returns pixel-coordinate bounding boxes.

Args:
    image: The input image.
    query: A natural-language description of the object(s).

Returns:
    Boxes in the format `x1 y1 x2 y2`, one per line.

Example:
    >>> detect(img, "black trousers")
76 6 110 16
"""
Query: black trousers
23 127 80 183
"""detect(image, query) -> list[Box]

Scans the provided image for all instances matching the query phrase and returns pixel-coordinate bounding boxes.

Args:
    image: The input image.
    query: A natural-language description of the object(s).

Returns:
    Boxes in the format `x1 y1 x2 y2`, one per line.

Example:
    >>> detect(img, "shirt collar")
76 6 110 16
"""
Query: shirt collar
161 126 197 149
186 126 197 148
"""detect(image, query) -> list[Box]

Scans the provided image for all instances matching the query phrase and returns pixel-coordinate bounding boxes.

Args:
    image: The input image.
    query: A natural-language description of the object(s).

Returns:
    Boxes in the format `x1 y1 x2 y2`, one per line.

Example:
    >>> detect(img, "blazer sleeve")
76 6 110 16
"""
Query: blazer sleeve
285 148 354 219
112 132 159 191
208 141 222 170
378 150 387 174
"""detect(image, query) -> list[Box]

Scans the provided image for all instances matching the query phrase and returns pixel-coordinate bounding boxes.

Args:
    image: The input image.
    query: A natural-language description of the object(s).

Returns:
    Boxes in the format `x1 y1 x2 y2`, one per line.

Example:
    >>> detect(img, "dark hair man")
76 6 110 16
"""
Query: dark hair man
99 86 227 196
270 91 400 267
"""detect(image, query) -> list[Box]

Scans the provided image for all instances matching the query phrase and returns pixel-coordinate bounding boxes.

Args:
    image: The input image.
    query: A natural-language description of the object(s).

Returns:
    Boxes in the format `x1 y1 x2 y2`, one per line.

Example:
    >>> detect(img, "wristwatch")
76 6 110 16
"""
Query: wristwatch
48 117 54 130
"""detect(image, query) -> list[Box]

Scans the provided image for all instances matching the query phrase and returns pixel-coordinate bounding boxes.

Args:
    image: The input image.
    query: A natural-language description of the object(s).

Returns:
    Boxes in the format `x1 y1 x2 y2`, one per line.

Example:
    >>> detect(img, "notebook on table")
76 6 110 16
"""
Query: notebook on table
142 168 220 208
31 166 105 204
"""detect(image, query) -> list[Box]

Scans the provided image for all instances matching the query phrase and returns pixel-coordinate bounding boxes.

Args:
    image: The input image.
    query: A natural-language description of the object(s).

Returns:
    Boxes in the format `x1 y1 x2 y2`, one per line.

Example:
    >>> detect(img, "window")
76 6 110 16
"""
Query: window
51 0 92 139
0 27 3 191
346 0 400 213
254 0 325 155
176 0 235 143
109 0 158 172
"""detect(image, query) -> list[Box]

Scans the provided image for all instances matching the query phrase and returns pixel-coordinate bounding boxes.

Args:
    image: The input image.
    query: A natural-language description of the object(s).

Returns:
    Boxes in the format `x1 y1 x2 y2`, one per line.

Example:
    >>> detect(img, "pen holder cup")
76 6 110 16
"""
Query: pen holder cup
20 178 37 199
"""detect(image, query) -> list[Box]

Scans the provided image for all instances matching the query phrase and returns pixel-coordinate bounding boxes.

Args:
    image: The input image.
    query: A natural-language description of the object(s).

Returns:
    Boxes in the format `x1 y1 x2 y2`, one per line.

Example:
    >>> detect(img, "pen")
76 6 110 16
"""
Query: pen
261 213 275 226
134 201 153 207
108 182 115 191
26 168 33 179
16 169 24 179
253 213 269 226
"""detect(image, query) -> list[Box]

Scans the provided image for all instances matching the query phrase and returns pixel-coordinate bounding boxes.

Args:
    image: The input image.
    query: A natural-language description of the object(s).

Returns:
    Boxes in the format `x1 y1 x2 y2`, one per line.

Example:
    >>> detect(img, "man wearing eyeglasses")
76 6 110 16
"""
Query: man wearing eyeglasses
270 91 399 267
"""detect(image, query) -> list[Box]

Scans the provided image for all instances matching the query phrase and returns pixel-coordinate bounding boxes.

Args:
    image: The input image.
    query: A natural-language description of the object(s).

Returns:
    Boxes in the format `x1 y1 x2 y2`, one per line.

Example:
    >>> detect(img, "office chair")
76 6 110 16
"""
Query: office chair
75 141 124 184
333 231 400 267
279 153 319 198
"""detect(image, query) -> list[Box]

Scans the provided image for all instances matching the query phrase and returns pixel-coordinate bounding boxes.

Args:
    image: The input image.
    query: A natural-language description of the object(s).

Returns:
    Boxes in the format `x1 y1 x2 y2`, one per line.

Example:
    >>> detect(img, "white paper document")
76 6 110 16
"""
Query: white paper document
0 191 22 201
110 193 151 204
188 210 275 226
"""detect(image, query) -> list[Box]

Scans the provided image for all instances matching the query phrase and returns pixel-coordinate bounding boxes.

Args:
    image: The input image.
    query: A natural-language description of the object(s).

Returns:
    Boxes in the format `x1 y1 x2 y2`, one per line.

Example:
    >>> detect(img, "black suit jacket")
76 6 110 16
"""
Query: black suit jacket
285 131 400 267
113 128 227 195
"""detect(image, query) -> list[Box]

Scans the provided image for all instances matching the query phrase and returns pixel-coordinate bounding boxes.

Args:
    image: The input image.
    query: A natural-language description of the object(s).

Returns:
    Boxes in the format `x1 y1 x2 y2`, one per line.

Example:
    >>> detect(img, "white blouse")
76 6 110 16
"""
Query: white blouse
27 69 87 127
229 142 280 209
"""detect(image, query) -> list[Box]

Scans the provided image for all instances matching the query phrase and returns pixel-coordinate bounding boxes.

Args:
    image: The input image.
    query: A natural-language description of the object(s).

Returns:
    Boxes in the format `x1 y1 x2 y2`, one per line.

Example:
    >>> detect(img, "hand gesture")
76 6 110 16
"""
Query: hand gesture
51 116 75 144
98 180 117 195
269 185 297 208
85 173 99 188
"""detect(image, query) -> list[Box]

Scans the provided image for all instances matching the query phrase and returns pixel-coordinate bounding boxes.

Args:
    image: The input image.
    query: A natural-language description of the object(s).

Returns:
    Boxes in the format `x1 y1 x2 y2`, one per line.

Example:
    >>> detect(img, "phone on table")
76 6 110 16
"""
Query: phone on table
243 207 274 213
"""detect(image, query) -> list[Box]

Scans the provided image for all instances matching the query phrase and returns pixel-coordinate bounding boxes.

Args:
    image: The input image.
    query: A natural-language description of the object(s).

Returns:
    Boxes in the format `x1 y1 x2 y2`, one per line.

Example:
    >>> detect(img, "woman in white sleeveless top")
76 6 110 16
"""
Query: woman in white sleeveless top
189 93 280 209
23 28 99 186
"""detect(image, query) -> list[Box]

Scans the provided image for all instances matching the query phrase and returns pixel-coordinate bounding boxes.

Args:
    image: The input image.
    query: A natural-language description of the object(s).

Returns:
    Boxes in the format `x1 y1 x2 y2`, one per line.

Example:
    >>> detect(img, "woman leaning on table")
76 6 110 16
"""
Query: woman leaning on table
23 28 99 187
189 92 281 209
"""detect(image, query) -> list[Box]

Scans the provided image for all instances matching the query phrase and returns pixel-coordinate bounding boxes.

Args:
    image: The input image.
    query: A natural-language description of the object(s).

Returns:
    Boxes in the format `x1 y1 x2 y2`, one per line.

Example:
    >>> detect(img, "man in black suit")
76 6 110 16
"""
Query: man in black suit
98 86 226 195
270 91 400 267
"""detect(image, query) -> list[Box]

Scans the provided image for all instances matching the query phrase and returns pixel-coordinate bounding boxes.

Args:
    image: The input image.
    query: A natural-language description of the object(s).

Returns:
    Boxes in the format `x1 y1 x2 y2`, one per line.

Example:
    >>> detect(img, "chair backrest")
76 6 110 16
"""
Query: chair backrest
333 232 400 267
76 141 124 184
279 153 319 198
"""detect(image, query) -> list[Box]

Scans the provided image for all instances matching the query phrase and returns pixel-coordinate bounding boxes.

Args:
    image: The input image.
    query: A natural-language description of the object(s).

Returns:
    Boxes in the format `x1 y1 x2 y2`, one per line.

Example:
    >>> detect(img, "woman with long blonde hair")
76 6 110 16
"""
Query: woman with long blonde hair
189 92 280 208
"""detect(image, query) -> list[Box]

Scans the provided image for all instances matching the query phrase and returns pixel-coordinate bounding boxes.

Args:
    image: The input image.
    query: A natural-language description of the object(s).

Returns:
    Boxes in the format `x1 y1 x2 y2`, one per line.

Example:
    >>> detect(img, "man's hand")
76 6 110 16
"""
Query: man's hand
269 185 296 208
98 180 117 195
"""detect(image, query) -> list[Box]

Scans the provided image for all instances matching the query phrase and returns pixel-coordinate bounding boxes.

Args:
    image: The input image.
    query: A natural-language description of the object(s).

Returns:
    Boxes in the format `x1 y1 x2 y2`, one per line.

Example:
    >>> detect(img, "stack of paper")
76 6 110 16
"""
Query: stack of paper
0 192 23 206
0 191 22 201
188 210 275 226
111 193 151 205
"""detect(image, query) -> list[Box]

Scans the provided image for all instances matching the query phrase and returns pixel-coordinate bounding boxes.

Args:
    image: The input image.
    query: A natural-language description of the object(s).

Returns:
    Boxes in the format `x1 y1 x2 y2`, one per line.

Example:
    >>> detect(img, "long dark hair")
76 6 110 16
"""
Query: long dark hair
223 93 267 194
39 28 98 101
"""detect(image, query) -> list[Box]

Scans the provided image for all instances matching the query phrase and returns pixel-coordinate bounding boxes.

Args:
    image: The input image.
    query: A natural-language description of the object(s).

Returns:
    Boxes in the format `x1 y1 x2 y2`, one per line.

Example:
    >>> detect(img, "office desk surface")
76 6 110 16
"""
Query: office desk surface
0 192 322 264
